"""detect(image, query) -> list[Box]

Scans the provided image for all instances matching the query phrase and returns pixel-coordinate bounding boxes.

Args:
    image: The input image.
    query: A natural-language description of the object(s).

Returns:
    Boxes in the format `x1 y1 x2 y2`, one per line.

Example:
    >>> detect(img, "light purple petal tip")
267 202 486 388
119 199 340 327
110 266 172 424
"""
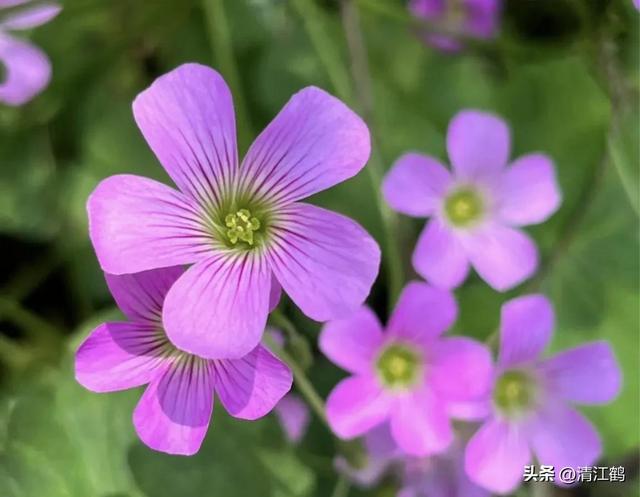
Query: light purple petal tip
274 394 311 444
0 33 50 106
1 2 61 30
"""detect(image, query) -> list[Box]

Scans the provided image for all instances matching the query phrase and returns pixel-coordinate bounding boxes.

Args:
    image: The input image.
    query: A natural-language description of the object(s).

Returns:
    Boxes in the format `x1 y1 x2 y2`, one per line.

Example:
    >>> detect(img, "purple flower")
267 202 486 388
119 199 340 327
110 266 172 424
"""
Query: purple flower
464 294 622 494
0 0 60 106
635 0 640 10
87 63 380 360
383 110 561 292
74 267 293 456
274 394 310 445
409 0 501 52
320 281 492 456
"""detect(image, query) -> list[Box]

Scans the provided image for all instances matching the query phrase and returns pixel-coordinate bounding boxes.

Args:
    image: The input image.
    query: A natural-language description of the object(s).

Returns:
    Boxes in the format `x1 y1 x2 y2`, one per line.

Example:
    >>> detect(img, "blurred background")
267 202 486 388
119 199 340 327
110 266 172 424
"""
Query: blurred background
0 0 638 496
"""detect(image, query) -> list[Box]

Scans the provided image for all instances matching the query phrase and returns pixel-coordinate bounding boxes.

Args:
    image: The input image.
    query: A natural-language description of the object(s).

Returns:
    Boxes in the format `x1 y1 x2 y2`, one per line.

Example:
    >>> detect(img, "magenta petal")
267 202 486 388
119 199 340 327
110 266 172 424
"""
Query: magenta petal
268 202 380 321
498 294 554 367
540 341 621 405
326 375 391 439
274 394 311 444
498 154 561 226
413 219 470 289
239 87 370 206
87 174 211 275
215 344 292 420
319 306 384 374
132 63 238 208
0 33 50 106
133 359 214 456
390 388 453 456
75 322 168 393
0 2 61 30
448 399 491 421
466 224 538 291
447 110 510 181
163 253 271 360
464 419 531 494
382 153 452 217
268 275 282 312
387 281 457 343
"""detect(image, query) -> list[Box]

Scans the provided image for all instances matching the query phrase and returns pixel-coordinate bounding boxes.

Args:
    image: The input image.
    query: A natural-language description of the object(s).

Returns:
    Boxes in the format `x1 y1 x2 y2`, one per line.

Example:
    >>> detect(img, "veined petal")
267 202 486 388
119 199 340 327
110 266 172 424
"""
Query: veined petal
267 203 380 322
238 87 370 206
0 33 50 106
268 275 282 312
132 63 238 209
134 357 214 456
162 252 271 359
87 174 212 275
75 322 169 393
0 2 60 30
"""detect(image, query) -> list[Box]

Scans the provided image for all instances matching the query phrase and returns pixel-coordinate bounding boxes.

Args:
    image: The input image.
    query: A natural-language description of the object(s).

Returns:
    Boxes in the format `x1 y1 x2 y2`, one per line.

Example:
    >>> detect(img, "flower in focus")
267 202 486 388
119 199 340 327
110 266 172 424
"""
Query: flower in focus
409 0 501 52
464 294 622 494
75 267 293 456
321 281 492 456
383 110 561 292
87 63 380 360
0 0 60 105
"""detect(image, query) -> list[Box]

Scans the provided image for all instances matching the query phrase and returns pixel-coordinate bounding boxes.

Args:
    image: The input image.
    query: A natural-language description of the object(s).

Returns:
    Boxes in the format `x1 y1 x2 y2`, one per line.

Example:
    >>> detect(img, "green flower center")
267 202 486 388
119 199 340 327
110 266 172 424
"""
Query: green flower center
224 208 261 246
444 187 484 227
493 370 537 415
376 343 421 389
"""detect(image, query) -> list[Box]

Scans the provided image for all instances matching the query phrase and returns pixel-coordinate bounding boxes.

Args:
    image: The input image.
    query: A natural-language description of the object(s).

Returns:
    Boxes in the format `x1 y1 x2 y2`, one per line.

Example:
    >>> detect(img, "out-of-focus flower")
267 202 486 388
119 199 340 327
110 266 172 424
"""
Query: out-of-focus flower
383 110 561 292
321 281 492 456
634 0 640 11
274 394 310 445
464 294 622 494
87 63 380 360
75 267 292 456
0 0 60 105
409 0 501 52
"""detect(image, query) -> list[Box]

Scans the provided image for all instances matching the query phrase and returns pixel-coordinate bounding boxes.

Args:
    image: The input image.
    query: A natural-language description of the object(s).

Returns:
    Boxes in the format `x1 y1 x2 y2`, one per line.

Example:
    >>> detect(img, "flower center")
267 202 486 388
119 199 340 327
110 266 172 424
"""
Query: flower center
443 187 484 227
224 208 261 246
376 343 421 389
493 370 537 416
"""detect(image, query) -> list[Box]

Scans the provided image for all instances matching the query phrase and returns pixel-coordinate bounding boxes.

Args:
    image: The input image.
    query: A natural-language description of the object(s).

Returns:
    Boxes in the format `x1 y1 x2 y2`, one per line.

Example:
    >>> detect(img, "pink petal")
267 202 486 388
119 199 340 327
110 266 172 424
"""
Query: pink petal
464 419 531 494
498 154 561 226
163 252 271 360
412 220 470 289
540 341 621 405
132 63 238 209
0 33 50 106
75 322 168 393
498 294 554 367
87 174 212 275
448 399 491 421
238 87 370 206
319 306 384 374
465 224 538 291
447 110 510 181
268 275 282 312
274 394 311 444
133 358 214 456
0 2 60 30
215 344 292 420
267 202 380 321
382 153 452 217
387 281 457 343
326 375 391 439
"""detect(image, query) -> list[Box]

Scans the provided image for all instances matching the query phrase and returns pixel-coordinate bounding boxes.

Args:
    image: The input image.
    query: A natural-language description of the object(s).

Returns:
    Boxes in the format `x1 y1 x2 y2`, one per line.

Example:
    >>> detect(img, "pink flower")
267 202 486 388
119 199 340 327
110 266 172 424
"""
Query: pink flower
0 0 60 105
75 267 292 456
464 295 622 494
320 281 492 456
383 110 561 292
87 63 380 360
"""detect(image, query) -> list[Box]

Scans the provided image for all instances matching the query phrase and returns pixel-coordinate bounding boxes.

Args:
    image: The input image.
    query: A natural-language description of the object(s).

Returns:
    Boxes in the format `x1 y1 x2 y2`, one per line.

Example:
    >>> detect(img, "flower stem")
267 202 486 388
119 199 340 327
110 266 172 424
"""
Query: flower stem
330 475 350 497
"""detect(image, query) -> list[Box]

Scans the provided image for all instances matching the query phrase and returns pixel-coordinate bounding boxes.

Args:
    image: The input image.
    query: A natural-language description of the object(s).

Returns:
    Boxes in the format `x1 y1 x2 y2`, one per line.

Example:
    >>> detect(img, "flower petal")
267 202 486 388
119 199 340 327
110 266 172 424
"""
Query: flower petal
447 110 510 181
319 306 384 375
132 63 238 209
412 219 470 289
498 294 554 367
87 174 212 274
274 394 311 444
0 33 50 106
540 341 621 405
498 154 561 226
326 375 391 439
382 153 452 217
387 281 457 343
133 358 214 456
0 2 60 30
238 87 370 206
163 252 271 360
464 419 531 494
215 344 292 420
75 322 168 393
465 224 538 291
267 202 380 321
268 275 282 311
